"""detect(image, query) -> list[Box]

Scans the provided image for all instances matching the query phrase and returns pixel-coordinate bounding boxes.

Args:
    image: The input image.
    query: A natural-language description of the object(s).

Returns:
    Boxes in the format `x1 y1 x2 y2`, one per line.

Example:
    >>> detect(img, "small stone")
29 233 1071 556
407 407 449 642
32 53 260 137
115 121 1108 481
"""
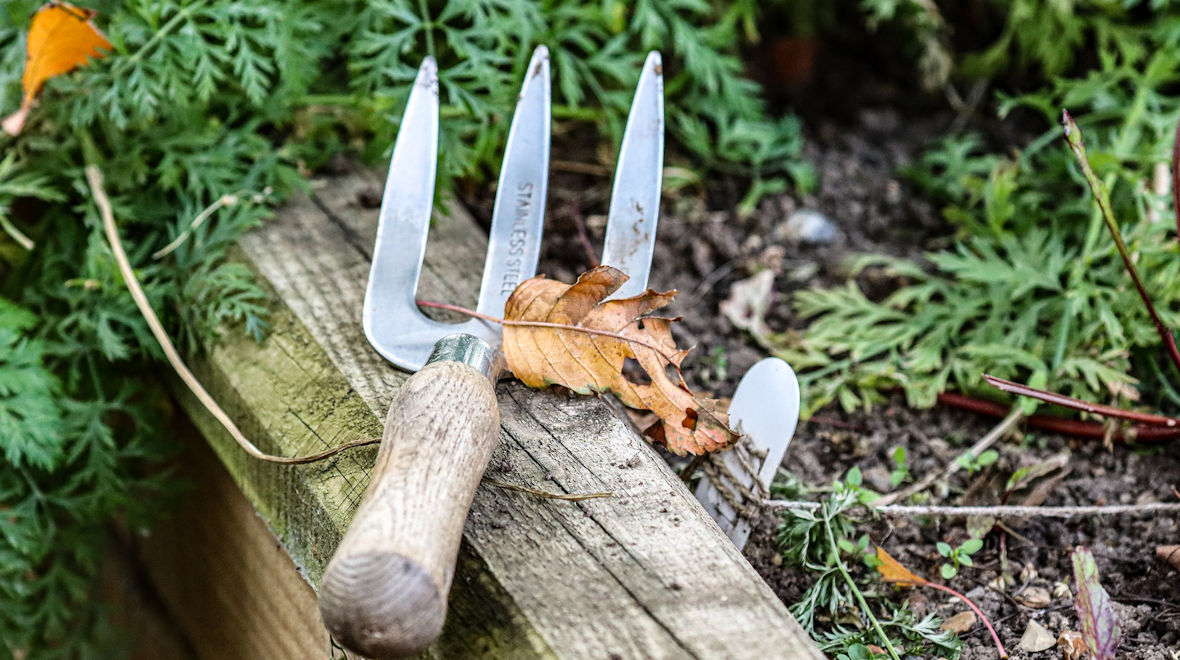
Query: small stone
939 610 976 634
1019 562 1038 582
776 209 842 245
1018 619 1056 653
1015 586 1052 609
1053 581 1072 599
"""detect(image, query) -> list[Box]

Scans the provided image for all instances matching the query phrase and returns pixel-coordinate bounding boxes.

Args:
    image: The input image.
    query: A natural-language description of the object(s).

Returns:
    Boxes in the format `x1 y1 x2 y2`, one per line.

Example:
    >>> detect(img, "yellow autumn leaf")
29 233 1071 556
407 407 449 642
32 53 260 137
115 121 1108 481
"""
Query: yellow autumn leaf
875 546 929 587
2 2 112 136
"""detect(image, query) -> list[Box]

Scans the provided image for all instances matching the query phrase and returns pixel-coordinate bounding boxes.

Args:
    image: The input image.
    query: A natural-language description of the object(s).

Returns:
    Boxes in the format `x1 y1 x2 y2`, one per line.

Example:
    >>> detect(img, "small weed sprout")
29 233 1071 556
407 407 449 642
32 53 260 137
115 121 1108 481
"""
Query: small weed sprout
937 537 984 580
888 446 910 488
955 449 999 475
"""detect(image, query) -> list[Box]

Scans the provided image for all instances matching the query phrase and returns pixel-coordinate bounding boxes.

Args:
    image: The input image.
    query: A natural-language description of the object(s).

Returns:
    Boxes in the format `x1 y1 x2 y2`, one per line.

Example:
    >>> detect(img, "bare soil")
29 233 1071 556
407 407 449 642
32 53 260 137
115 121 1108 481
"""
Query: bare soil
460 97 1180 658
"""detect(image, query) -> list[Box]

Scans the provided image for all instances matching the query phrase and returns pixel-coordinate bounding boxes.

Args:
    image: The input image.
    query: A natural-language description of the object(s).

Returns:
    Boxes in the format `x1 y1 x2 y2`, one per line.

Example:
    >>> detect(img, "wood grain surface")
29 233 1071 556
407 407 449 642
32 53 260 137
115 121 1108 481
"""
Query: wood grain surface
174 167 822 658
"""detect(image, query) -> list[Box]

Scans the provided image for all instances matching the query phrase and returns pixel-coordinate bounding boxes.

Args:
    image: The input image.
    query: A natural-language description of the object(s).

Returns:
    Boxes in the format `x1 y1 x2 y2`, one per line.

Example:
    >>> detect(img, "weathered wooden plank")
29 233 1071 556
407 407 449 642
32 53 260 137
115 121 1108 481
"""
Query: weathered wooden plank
176 168 821 658
135 422 330 659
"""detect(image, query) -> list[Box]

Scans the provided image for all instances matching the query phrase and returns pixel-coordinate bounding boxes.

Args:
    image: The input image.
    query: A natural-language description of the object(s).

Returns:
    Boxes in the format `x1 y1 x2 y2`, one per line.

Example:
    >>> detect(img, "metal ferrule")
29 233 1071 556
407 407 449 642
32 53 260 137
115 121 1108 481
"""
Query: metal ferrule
426 333 502 380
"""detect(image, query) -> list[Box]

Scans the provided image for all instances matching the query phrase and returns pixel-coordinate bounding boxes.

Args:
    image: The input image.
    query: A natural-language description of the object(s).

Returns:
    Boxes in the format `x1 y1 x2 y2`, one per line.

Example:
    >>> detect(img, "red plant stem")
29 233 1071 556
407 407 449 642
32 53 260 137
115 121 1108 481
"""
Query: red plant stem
1172 111 1180 248
1063 110 1180 375
937 392 1180 443
983 374 1180 427
920 581 1009 659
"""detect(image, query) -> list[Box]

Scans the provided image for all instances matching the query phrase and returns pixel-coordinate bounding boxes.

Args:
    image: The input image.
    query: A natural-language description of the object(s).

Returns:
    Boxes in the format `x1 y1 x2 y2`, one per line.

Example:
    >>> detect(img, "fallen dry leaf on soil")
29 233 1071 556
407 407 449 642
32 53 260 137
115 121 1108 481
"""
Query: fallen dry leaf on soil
874 546 928 586
2 2 112 136
1018 619 1056 653
720 268 775 349
503 265 737 455
1015 585 1052 609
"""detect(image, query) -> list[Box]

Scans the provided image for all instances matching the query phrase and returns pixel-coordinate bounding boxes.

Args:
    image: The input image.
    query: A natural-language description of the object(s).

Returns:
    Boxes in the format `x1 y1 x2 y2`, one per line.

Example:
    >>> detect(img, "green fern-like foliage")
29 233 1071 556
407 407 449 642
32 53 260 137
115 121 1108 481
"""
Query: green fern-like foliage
0 0 810 654
345 0 811 192
780 26 1180 415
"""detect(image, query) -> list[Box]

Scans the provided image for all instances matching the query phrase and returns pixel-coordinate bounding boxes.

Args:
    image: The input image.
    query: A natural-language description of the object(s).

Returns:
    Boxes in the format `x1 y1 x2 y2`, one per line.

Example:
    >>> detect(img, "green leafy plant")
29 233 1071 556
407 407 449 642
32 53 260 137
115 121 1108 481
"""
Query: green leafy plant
779 30 1180 417
778 469 962 659
955 449 999 476
338 0 812 195
936 537 983 580
888 446 910 488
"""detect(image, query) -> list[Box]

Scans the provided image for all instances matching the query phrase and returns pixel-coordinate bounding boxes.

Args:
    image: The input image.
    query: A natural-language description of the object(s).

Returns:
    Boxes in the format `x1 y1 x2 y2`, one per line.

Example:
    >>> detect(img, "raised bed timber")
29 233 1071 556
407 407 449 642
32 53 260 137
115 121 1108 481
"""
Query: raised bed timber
156 168 823 658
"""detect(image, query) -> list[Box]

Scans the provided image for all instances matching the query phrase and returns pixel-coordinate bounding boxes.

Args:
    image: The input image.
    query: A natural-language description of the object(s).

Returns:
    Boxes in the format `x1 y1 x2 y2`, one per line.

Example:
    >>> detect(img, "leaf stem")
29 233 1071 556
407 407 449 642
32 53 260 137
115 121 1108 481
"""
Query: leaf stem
124 3 199 65
822 512 901 660
0 214 34 250
416 0 436 57
920 581 1008 658
1173 110 1180 249
1062 110 1180 377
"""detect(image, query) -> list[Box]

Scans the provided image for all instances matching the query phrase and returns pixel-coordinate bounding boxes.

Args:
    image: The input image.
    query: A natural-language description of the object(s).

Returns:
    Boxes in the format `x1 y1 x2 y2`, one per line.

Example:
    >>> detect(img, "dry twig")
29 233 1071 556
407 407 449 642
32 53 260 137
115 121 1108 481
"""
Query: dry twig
874 407 1023 506
86 165 377 465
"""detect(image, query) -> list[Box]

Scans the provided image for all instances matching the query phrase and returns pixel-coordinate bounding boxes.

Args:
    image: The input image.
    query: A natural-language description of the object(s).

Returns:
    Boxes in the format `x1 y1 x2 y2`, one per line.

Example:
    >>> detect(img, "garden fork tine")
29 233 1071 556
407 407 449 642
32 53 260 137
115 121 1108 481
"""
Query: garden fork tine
602 51 664 300
319 48 665 660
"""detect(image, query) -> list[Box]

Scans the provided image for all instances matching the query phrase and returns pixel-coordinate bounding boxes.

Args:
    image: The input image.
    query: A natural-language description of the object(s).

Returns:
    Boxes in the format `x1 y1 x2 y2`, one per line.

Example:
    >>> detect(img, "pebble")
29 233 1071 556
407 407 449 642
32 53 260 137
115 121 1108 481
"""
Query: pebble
1018 619 1057 653
775 209 842 245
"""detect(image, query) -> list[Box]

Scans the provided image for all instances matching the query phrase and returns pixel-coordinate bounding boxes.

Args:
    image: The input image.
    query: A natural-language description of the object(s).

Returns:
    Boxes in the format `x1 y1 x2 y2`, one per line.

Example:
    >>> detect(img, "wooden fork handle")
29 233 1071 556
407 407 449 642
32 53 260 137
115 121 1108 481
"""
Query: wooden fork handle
318 334 501 659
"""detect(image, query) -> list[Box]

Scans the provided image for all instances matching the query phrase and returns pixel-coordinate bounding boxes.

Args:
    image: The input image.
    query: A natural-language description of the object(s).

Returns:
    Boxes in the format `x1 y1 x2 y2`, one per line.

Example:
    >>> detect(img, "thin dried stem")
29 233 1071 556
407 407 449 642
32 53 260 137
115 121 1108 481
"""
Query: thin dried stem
985 374 1180 427
86 165 376 465
874 407 1023 506
938 392 1180 442
152 190 254 259
767 500 1180 519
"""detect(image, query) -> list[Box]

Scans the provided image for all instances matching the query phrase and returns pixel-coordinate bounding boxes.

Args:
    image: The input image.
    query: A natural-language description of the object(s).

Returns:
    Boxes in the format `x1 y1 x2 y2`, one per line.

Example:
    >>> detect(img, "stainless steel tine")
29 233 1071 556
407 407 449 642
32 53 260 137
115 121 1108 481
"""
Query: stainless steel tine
362 56 442 371
601 51 664 299
472 46 551 319
364 48 551 371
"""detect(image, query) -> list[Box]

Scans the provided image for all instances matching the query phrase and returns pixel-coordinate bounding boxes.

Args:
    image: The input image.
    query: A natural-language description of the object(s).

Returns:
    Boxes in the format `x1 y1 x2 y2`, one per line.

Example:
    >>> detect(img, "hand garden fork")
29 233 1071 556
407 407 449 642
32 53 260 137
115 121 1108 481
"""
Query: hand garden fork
318 47 665 659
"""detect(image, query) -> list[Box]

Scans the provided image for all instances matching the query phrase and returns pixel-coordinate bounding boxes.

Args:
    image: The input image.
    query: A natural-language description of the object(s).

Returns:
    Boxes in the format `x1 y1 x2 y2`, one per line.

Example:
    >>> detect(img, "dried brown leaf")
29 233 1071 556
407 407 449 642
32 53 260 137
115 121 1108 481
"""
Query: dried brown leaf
503 266 737 455
874 546 928 587
1015 586 1052 609
1057 630 1085 660
939 610 976 634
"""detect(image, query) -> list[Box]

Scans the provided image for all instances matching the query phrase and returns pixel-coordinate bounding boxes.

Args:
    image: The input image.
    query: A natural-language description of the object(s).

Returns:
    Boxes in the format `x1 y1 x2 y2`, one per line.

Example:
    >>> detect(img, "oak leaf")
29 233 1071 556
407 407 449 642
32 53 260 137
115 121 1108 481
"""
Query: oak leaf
502 265 737 455
3 2 112 136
